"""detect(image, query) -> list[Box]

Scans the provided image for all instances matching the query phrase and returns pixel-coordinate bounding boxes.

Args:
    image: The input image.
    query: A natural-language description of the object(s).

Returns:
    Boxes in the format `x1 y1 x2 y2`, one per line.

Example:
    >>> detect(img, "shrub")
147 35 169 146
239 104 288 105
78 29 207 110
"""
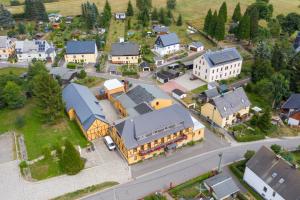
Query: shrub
144 194 167 200
43 146 52 160
60 140 85 175
10 0 22 6
187 141 195 146
271 144 282 154
53 143 62 159
67 63 77 69
234 133 265 142
244 150 255 160
19 160 28 169
15 116 25 129
77 69 87 79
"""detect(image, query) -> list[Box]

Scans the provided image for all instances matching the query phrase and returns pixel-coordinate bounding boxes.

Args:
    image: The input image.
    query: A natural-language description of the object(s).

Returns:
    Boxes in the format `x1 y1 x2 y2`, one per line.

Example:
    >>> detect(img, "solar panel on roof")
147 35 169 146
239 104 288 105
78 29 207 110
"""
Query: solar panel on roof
127 86 155 105
209 50 240 65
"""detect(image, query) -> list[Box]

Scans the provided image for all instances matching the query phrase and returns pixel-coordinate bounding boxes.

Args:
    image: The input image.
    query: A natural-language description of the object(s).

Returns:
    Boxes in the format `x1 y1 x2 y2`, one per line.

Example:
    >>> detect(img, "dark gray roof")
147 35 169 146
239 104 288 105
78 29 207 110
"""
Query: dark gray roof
110 42 139 56
62 83 107 130
114 104 193 149
203 48 242 68
281 94 300 110
50 67 77 81
190 42 203 48
172 89 185 96
127 85 155 105
152 25 169 33
204 173 239 199
204 88 219 98
139 61 149 68
66 41 96 54
155 33 180 47
212 87 250 118
246 146 300 200
134 102 153 115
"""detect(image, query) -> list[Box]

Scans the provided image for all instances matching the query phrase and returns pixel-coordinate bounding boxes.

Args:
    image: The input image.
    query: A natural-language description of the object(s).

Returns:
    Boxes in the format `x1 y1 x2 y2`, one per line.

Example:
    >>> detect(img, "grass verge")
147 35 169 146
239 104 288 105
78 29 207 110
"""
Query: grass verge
0 67 27 76
74 76 106 88
191 84 207 94
52 181 119 200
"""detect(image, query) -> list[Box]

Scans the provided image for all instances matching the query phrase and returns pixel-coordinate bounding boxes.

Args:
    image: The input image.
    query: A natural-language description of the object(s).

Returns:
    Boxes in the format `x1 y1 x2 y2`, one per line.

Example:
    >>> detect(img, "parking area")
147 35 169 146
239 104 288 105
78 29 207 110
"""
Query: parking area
98 100 120 123
0 133 15 164
160 80 187 94
173 70 206 91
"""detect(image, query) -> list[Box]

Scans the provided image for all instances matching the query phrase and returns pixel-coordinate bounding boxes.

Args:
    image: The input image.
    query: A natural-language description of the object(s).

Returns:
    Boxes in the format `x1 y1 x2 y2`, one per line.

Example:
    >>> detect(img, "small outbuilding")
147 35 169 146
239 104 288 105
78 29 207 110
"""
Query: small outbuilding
172 89 187 100
103 79 125 99
189 42 204 52
115 12 126 20
139 61 150 71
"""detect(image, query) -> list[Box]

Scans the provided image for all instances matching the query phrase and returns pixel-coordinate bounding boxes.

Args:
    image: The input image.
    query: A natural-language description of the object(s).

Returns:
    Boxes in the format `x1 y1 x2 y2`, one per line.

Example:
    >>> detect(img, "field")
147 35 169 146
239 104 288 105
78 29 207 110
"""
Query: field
7 0 300 28
0 100 89 160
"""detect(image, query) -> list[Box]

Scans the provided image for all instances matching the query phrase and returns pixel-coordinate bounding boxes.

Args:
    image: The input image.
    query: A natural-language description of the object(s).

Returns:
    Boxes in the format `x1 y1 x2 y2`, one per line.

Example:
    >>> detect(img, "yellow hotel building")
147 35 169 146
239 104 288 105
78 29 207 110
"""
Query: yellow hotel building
111 104 205 164
0 36 15 60
62 83 109 141
201 87 251 128
65 40 98 64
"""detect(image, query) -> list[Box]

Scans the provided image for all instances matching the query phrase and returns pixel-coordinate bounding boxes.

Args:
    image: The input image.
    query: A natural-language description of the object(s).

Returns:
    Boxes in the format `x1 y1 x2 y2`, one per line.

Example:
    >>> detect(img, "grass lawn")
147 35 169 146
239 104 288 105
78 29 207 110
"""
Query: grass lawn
74 76 106 88
52 181 119 200
169 171 212 199
0 100 89 160
30 157 62 180
191 84 207 94
292 151 300 164
246 91 271 111
0 67 27 76
105 19 126 52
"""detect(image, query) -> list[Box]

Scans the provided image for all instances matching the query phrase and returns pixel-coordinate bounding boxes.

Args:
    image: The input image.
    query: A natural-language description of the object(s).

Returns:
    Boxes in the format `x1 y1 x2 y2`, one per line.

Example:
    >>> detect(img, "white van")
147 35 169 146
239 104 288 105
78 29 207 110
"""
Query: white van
103 136 116 151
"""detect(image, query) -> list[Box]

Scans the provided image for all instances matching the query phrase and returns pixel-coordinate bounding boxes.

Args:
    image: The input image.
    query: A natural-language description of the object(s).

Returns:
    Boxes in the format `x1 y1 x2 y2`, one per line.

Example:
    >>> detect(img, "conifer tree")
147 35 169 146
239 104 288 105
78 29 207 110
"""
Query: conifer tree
249 7 259 40
237 14 250 40
215 16 225 41
218 1 227 22
208 10 218 37
126 0 134 16
24 0 48 21
203 9 212 33
232 3 241 22
0 4 15 29
151 7 158 21
167 0 176 10
176 14 182 26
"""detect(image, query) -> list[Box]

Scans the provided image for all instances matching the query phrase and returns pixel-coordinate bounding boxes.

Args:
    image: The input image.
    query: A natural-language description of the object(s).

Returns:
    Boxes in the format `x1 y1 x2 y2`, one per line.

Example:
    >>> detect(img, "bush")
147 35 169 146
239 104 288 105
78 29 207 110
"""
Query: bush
77 69 87 79
144 194 167 200
67 63 77 69
244 150 255 160
19 160 28 169
10 0 22 6
187 141 195 146
60 140 85 175
271 144 282 154
53 143 62 159
234 133 265 142
43 146 52 160
15 116 25 129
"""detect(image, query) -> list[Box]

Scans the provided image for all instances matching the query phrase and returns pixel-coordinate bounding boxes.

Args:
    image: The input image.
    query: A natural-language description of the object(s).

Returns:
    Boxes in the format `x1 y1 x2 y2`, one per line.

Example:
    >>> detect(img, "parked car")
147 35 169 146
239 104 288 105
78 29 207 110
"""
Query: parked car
103 136 116 151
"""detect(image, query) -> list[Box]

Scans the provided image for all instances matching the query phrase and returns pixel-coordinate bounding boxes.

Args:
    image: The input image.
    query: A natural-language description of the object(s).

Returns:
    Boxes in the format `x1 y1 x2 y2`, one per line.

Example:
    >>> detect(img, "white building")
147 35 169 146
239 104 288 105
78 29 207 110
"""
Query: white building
115 13 126 20
15 40 56 63
243 146 300 200
172 89 187 100
154 33 180 56
189 42 204 52
193 48 242 82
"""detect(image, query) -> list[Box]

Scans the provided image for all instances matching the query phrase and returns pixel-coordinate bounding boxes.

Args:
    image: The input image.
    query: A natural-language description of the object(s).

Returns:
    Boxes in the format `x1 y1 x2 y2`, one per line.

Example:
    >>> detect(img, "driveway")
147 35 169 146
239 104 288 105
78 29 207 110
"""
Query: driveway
0 133 14 164
173 70 206 91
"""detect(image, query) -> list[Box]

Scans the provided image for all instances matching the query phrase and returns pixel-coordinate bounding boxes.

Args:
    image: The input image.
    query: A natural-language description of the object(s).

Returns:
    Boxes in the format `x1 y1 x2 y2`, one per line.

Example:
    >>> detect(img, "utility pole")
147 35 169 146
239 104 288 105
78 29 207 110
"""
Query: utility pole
218 153 223 173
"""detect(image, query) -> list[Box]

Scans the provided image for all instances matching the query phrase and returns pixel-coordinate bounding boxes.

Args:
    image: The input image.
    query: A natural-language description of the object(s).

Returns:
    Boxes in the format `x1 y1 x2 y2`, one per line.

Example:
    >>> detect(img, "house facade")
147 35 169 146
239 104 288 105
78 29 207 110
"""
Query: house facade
154 33 180 56
110 42 139 64
103 79 125 100
65 41 98 63
201 87 250 128
62 83 109 141
193 48 242 82
110 104 205 164
0 36 15 60
15 40 56 62
243 146 300 200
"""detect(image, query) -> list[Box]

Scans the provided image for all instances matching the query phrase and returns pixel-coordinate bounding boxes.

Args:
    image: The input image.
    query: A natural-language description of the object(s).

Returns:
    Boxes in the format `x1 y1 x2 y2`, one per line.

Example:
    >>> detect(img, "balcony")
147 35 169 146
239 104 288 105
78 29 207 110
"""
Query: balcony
139 134 187 156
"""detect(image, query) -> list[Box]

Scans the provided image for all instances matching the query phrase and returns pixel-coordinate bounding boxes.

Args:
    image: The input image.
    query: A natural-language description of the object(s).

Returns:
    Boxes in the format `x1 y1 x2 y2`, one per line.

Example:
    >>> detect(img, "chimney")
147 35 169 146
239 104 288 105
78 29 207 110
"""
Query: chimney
124 80 129 92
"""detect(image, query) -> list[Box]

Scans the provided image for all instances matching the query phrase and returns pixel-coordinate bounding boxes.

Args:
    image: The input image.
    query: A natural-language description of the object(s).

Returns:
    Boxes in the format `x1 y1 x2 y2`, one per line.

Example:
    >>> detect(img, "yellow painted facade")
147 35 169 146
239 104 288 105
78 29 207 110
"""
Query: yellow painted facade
65 53 97 63
150 99 173 110
106 86 125 100
110 126 204 164
201 102 250 128
67 108 109 141
0 43 14 60
111 55 139 64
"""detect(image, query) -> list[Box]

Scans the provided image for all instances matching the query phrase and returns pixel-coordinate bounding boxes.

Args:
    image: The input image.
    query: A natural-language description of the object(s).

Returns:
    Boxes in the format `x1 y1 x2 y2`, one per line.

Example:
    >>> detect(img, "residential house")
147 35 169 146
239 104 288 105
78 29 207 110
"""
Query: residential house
294 32 300 53
193 48 242 82
154 55 165 67
204 173 240 200
154 33 180 56
48 13 62 23
152 25 169 35
201 87 251 128
110 42 140 64
115 12 126 20
103 79 125 100
198 88 220 103
110 104 205 164
281 93 300 126
189 42 204 52
65 41 98 64
110 83 173 118
172 89 187 100
15 40 56 62
243 146 300 200
50 67 78 85
62 83 109 141
0 36 15 60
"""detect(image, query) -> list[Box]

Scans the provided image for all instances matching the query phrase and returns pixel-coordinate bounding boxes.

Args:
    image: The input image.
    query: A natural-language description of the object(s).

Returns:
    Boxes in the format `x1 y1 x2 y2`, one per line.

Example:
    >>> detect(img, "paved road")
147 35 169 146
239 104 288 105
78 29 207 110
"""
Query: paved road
83 137 300 200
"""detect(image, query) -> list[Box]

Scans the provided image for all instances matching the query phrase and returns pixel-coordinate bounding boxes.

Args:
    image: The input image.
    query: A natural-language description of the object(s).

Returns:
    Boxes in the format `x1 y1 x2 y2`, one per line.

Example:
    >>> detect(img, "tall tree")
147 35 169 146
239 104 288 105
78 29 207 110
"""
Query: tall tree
136 0 152 11
24 0 48 21
289 52 300 92
60 140 85 175
32 71 64 123
0 4 15 29
254 41 272 61
151 7 158 21
2 81 26 109
167 0 176 10
126 0 134 16
138 7 150 27
257 107 272 132
218 1 227 22
176 14 182 26
249 7 259 40
214 15 225 41
251 59 274 83
203 9 212 33
279 13 300 36
271 73 290 108
208 10 218 37
17 22 26 34
268 18 281 37
237 14 250 40
232 3 241 22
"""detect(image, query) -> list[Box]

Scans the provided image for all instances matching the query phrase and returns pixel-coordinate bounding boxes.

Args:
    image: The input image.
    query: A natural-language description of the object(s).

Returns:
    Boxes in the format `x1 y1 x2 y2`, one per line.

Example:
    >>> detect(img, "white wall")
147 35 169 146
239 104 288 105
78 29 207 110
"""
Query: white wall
243 167 284 200
193 55 242 82
172 93 187 100
288 118 299 126
155 44 180 56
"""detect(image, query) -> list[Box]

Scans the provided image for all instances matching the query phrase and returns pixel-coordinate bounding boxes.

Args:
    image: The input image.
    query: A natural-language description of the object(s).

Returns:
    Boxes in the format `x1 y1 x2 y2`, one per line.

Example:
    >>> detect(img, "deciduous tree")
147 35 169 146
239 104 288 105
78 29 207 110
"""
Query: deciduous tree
2 81 26 109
